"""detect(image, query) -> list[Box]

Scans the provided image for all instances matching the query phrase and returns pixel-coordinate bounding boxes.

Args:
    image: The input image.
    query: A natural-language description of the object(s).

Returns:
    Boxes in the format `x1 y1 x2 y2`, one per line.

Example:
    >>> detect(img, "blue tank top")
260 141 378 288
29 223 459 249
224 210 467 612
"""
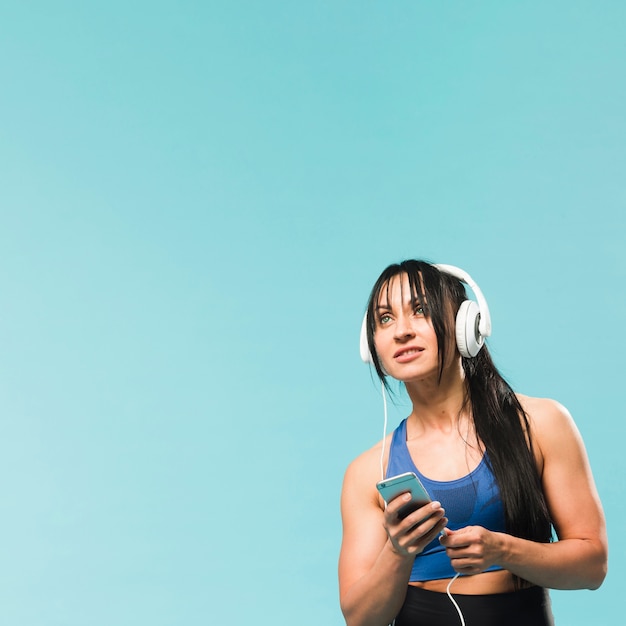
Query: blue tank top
387 418 507 582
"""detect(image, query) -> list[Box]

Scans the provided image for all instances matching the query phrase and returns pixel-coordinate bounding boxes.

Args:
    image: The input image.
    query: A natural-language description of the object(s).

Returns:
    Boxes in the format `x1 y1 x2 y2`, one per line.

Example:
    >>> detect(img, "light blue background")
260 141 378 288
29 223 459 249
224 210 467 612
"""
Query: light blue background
0 2 623 624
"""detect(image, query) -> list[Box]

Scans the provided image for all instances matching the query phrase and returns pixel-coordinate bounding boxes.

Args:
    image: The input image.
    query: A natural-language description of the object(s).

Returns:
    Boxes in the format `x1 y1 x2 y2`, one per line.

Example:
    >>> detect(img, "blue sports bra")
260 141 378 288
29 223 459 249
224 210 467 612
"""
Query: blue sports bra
386 418 507 582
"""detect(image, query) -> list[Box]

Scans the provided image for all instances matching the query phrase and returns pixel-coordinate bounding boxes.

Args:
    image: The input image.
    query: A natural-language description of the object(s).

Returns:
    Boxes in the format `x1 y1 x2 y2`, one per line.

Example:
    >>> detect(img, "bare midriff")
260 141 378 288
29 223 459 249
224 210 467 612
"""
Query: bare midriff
409 569 518 595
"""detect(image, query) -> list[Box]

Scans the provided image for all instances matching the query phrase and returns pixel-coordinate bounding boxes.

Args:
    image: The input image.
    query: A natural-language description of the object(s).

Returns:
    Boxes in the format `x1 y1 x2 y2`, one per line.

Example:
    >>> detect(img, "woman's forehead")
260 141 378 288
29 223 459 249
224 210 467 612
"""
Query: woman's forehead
376 272 424 307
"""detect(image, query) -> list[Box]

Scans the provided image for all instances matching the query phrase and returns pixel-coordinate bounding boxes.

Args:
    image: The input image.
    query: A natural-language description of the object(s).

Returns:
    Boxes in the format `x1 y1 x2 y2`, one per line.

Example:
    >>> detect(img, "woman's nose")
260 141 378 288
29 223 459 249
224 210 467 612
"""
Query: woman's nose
394 315 415 340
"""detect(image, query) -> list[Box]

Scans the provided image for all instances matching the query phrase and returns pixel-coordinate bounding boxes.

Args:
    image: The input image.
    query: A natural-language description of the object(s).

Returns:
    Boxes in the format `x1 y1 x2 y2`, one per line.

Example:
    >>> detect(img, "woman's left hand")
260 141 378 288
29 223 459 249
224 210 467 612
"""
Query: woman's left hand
439 526 506 575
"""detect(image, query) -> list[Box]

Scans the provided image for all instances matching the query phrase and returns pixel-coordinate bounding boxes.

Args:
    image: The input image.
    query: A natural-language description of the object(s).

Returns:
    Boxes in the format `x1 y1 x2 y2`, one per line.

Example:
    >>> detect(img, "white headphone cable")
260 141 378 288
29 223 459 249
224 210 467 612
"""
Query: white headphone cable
380 380 388 481
446 573 465 626
381 381 393 626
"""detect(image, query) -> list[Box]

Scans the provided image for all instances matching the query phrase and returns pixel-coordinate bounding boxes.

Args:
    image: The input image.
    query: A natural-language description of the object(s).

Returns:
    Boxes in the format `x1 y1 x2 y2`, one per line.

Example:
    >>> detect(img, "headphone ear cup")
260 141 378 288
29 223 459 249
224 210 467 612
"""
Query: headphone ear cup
455 300 484 358
360 314 374 364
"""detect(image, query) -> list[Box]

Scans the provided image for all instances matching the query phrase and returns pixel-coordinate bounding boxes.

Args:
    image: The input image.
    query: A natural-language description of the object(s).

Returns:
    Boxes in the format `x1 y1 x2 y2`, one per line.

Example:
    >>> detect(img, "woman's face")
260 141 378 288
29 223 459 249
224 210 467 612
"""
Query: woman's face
372 273 443 382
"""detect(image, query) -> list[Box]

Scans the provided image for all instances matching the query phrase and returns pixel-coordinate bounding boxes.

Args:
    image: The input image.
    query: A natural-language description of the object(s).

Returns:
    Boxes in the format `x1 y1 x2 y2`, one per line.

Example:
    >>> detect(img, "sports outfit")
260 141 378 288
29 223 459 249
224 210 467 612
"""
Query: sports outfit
387 418 554 625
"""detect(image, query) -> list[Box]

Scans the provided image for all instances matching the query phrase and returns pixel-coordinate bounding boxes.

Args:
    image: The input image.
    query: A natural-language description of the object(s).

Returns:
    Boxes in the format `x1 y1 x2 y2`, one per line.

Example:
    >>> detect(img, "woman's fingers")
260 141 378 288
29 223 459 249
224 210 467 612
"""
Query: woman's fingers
384 498 447 555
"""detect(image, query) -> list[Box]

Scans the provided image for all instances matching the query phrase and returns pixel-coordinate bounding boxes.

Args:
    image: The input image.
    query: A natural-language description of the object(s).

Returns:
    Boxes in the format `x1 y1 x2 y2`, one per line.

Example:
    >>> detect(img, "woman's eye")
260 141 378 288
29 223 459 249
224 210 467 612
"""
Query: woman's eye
414 306 424 316
379 314 392 325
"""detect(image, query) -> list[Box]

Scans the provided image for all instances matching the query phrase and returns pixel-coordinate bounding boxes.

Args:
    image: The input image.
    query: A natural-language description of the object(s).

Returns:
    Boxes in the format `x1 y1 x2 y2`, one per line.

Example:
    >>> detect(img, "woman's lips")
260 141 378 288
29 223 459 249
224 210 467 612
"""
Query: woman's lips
393 347 424 362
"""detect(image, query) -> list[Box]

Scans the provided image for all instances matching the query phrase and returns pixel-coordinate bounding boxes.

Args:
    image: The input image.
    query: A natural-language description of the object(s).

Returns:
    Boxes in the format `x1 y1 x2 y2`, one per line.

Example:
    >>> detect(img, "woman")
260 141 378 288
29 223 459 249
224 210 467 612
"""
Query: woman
338 260 607 626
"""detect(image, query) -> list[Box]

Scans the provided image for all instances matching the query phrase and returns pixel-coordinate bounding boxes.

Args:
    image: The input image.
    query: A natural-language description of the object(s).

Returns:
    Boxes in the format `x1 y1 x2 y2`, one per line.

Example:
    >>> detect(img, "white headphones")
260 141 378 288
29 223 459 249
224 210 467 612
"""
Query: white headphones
359 263 492 365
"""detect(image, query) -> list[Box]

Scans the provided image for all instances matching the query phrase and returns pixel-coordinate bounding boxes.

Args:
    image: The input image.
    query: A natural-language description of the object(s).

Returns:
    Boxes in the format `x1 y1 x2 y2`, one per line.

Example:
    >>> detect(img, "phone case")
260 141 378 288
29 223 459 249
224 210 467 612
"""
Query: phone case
376 472 431 519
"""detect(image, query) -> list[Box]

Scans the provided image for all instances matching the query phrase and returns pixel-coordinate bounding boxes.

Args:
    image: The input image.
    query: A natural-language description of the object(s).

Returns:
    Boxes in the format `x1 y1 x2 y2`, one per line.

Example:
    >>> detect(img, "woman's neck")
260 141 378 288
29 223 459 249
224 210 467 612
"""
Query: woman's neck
403 360 468 433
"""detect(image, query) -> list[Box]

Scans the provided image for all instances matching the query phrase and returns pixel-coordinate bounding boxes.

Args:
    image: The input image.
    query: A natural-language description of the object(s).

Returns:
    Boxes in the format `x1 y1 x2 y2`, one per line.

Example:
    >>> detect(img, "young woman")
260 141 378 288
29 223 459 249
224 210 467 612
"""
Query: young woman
338 260 607 626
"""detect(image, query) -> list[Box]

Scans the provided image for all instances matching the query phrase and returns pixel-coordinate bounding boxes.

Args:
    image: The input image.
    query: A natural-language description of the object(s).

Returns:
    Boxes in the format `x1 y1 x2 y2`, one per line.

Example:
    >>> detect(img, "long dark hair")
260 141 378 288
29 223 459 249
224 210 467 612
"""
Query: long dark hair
364 260 552 563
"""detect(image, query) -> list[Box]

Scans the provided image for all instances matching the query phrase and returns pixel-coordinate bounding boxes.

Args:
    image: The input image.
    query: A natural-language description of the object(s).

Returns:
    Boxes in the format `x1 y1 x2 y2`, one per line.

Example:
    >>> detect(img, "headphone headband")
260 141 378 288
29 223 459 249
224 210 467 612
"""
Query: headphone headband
433 264 492 338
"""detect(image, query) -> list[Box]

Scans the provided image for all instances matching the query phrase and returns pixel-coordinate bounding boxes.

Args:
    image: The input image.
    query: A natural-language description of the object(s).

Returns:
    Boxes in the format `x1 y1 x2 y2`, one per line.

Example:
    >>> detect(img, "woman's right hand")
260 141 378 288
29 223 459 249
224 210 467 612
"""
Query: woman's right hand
382 495 448 557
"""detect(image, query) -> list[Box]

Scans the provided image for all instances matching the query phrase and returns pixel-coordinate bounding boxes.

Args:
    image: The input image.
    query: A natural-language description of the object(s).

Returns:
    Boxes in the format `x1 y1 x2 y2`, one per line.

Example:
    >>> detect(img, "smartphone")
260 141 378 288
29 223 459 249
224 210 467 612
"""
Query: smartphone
376 472 432 520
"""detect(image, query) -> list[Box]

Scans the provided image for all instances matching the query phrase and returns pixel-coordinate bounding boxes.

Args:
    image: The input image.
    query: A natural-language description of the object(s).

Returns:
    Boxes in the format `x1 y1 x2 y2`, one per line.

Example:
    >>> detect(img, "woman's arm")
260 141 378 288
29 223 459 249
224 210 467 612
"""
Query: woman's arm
338 449 447 626
440 398 608 589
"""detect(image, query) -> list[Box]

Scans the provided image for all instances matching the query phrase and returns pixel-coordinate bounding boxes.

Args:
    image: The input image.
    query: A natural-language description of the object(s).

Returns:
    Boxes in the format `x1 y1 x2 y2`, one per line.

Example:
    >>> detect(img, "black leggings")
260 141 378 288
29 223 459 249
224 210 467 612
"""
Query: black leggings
394 585 554 626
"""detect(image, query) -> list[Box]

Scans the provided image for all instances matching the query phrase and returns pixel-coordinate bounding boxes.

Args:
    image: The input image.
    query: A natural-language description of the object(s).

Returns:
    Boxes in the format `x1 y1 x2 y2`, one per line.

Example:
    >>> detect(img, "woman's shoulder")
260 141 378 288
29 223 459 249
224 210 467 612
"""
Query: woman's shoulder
515 393 581 460
343 432 394 489
515 393 574 427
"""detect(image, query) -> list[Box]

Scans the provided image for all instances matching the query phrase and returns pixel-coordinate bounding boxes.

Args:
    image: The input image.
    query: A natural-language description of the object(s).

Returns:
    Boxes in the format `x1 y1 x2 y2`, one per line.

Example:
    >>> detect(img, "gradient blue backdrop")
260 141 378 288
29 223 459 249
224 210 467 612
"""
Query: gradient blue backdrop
0 2 623 624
